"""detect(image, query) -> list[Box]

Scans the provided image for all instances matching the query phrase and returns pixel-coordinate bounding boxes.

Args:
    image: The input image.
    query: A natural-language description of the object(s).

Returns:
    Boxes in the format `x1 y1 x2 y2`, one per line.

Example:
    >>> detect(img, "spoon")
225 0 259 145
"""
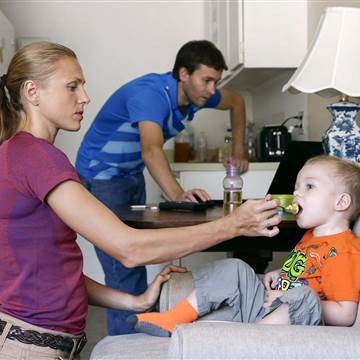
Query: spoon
278 203 299 215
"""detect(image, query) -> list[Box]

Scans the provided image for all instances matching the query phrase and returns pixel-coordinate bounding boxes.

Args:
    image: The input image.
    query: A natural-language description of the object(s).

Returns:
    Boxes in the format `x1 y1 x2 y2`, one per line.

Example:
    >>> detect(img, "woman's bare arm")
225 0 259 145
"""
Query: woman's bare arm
85 264 187 311
46 181 281 267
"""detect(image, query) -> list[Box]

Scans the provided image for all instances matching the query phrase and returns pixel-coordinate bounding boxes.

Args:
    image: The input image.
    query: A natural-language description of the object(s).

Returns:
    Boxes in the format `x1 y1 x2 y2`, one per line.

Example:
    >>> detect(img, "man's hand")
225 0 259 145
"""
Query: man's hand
224 152 248 174
135 264 187 311
234 153 249 174
174 188 211 202
228 194 281 238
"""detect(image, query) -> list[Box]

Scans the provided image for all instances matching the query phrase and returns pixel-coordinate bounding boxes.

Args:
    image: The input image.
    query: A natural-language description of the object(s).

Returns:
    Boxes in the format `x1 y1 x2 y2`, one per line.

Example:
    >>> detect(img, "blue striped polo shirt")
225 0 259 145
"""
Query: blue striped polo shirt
75 72 221 180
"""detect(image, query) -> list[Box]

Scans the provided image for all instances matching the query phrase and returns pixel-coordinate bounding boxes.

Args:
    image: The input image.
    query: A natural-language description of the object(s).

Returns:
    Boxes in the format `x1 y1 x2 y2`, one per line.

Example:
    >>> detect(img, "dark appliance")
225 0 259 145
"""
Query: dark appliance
260 125 291 162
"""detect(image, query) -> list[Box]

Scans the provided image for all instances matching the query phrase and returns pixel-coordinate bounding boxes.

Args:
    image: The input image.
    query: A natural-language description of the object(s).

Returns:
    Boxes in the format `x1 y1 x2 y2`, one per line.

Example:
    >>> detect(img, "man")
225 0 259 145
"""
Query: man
76 40 248 335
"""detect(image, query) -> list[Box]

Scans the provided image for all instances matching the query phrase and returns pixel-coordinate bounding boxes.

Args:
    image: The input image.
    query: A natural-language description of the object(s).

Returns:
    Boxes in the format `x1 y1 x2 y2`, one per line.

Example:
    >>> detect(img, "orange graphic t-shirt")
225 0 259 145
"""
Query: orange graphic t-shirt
277 230 360 302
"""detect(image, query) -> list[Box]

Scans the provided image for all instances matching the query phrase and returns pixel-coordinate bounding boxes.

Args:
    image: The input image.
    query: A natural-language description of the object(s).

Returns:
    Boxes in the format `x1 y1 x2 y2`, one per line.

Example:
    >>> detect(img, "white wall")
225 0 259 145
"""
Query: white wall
0 0 210 283
0 1 208 161
252 70 307 140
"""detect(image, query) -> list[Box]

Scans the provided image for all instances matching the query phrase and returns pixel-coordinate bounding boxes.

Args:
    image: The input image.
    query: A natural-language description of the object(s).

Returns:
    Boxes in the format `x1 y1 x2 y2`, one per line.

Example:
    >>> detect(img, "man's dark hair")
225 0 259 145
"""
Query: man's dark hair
172 40 228 80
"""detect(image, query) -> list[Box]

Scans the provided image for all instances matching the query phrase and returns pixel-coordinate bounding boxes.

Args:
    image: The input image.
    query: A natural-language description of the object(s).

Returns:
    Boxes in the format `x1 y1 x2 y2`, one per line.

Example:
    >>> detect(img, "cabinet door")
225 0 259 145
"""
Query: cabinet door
228 0 244 68
243 0 307 67
206 0 306 71
205 0 243 72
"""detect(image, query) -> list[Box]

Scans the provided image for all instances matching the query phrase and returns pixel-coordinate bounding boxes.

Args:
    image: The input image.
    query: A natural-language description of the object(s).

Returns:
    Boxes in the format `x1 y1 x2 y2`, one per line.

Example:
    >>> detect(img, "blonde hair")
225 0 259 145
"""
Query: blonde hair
0 42 77 144
305 155 360 221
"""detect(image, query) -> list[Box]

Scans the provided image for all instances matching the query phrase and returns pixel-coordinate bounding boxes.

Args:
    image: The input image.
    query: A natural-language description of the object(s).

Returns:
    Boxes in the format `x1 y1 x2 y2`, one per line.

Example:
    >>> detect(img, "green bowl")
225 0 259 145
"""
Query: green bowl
272 194 295 221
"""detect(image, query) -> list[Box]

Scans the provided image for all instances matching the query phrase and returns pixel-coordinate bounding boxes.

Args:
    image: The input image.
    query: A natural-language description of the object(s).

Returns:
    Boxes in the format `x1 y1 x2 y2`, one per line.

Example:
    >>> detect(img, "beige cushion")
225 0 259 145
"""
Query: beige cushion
169 322 360 359
90 333 169 359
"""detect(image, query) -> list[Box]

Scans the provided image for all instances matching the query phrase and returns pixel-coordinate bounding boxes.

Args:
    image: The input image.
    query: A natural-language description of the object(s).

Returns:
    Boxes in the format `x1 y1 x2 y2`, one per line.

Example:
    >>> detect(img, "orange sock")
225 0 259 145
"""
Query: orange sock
127 299 198 337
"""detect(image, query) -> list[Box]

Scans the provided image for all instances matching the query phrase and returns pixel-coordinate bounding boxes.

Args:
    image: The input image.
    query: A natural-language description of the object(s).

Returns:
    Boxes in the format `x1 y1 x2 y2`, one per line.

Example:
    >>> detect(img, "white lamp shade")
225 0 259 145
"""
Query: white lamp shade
283 7 360 98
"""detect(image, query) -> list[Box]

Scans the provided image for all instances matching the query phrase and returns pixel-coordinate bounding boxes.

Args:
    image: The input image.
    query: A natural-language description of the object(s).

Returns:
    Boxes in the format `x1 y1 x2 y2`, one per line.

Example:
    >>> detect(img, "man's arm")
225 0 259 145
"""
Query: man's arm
139 120 210 202
321 300 358 326
217 88 248 173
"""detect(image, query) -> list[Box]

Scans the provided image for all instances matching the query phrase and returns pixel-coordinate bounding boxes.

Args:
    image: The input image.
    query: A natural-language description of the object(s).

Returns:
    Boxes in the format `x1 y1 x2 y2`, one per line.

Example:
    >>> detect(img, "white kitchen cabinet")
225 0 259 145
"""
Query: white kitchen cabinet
172 163 278 200
206 0 243 72
205 0 307 71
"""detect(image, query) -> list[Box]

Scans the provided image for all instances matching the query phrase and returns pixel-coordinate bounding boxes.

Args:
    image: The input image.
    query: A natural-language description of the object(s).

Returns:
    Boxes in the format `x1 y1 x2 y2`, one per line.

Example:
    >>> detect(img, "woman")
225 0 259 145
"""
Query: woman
0 42 280 359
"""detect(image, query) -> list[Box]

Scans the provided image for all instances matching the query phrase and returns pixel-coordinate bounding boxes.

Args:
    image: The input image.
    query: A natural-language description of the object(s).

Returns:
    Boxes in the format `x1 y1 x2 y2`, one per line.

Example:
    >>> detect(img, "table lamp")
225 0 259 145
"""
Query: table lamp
282 7 360 163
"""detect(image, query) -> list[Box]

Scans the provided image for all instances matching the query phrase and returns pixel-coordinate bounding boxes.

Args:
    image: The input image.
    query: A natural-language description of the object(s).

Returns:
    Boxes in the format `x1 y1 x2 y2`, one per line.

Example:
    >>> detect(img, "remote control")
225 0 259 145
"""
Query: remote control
159 201 211 212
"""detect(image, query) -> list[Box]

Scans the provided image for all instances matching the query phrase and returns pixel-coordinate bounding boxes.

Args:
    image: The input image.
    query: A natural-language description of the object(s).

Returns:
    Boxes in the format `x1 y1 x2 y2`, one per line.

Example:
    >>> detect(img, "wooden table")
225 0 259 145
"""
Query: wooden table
113 204 305 273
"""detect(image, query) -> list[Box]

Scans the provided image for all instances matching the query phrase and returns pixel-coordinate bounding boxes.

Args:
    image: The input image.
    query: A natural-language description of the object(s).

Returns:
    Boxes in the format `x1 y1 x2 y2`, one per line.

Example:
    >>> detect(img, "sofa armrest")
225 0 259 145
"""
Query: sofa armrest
169 321 360 359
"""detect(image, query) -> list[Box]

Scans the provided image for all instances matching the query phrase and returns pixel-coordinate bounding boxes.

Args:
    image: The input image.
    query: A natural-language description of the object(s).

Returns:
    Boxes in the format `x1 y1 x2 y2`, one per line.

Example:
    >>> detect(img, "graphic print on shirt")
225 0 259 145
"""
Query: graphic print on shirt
276 241 338 292
276 250 308 291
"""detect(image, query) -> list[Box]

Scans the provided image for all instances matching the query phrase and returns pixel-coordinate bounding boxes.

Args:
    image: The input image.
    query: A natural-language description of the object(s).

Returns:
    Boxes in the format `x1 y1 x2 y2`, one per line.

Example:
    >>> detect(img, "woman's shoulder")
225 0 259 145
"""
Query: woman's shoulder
8 131 64 154
6 131 72 168
9 131 51 146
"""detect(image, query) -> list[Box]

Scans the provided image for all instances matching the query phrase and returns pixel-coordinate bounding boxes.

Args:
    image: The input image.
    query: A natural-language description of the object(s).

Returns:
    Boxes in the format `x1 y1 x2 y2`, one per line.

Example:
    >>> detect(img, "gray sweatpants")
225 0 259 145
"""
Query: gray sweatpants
193 258 323 325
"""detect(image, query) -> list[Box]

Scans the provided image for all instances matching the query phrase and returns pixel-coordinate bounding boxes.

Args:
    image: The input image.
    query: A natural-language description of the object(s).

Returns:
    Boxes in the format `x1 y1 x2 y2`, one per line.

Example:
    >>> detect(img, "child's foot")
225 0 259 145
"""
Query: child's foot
127 299 198 337
126 313 171 337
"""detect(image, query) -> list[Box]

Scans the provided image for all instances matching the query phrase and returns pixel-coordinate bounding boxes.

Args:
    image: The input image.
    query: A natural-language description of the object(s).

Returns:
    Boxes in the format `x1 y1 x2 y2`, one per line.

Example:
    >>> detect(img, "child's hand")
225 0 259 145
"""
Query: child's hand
262 269 280 290
262 289 283 308
136 264 187 311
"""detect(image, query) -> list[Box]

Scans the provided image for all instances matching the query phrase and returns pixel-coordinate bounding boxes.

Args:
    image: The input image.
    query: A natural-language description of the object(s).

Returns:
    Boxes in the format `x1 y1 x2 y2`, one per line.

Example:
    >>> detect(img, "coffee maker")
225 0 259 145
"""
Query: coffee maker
260 125 291 162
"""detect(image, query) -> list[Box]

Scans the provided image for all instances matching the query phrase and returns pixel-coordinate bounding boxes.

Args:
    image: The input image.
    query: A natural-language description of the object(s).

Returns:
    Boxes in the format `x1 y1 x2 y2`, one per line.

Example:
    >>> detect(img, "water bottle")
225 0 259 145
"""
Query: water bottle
196 131 208 162
223 158 243 215
245 123 256 161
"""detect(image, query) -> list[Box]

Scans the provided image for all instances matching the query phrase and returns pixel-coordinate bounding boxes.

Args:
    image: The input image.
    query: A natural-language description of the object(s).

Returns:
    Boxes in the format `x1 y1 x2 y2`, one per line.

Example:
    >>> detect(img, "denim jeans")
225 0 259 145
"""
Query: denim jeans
81 174 147 335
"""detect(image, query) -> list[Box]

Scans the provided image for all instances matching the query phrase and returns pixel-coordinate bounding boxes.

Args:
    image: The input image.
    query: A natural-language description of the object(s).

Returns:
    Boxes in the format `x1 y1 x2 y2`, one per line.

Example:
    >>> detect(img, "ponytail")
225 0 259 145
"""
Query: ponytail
0 74 20 144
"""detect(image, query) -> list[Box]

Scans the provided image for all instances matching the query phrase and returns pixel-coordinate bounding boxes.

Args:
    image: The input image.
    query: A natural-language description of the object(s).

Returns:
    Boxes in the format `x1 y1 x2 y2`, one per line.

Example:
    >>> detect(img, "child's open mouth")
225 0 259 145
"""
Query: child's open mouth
296 204 303 216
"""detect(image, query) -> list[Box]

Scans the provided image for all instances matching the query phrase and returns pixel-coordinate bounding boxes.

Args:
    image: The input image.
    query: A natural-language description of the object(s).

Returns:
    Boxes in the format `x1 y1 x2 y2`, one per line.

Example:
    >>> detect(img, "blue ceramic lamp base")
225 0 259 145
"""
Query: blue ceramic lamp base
322 102 360 164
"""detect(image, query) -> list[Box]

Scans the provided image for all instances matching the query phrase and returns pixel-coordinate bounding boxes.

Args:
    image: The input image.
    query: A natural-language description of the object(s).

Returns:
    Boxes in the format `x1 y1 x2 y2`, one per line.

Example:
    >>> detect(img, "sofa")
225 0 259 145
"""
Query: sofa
90 271 360 359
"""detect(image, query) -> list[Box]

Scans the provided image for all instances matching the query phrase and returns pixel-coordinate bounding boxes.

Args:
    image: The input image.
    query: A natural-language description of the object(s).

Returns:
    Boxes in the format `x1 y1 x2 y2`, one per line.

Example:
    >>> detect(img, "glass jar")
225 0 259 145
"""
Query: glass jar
174 130 190 162
184 120 195 161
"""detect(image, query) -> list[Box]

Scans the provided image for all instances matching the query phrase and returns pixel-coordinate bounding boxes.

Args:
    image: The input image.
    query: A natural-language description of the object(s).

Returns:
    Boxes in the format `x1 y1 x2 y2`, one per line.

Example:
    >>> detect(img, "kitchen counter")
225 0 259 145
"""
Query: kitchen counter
170 162 279 172
170 162 279 200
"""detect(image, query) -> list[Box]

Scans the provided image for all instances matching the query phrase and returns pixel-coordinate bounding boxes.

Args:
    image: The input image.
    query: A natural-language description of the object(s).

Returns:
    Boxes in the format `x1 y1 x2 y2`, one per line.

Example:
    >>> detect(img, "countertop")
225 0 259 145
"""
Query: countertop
170 162 279 171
